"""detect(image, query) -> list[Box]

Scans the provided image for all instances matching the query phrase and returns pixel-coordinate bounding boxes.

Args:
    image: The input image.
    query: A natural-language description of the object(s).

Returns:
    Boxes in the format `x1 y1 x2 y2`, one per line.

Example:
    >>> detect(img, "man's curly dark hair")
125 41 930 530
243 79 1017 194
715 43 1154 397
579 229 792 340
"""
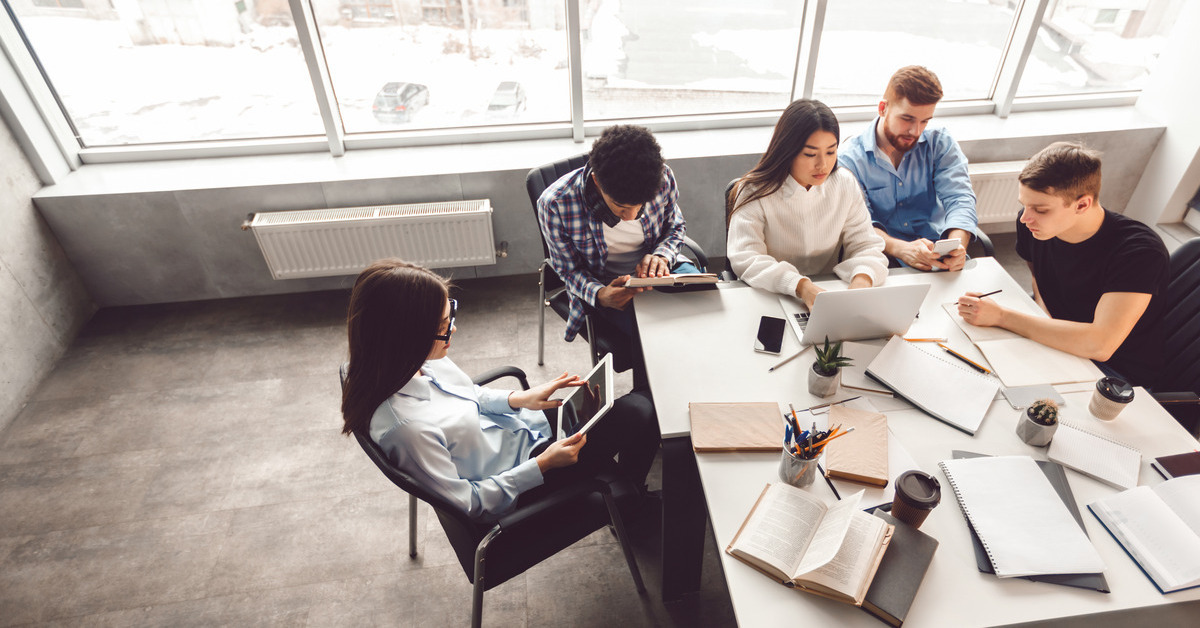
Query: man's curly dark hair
589 125 665 206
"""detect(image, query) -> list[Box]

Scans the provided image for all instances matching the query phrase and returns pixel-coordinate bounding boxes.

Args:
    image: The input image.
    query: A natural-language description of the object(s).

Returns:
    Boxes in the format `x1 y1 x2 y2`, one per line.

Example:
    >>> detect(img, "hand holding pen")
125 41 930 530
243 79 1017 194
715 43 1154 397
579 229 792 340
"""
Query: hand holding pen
957 289 1003 328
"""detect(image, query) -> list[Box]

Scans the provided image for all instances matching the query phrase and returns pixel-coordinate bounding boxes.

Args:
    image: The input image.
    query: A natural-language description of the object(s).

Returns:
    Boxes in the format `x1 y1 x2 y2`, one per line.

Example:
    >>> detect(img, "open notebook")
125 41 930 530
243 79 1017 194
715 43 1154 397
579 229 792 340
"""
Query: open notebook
866 336 999 435
939 455 1106 578
940 302 1096 387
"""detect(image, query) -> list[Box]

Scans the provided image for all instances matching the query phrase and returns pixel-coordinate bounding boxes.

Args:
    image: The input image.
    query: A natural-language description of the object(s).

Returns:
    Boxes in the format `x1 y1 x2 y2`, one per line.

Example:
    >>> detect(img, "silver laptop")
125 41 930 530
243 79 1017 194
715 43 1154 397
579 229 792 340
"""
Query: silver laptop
778 284 931 345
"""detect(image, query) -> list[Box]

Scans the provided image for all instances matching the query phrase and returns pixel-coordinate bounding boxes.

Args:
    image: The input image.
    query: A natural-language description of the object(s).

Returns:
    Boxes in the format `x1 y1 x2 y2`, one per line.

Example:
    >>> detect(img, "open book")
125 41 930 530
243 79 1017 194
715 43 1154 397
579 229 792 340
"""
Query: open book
726 484 893 606
623 273 719 288
1089 475 1200 593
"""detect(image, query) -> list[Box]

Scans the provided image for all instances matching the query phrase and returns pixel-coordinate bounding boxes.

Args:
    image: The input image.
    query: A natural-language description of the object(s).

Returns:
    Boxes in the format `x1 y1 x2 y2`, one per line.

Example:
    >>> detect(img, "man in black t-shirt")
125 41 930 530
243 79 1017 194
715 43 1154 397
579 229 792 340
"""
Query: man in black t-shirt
955 142 1168 387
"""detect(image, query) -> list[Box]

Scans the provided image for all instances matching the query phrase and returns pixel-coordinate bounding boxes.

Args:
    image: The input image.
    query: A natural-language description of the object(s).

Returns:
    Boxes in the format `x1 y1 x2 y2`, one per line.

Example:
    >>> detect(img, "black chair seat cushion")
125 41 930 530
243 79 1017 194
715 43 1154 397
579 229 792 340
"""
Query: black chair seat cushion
447 476 641 590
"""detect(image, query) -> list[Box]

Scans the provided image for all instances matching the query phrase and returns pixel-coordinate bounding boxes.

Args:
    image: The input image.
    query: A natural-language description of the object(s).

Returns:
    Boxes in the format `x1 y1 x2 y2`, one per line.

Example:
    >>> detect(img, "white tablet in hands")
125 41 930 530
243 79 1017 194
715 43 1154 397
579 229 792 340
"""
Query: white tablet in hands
557 353 615 439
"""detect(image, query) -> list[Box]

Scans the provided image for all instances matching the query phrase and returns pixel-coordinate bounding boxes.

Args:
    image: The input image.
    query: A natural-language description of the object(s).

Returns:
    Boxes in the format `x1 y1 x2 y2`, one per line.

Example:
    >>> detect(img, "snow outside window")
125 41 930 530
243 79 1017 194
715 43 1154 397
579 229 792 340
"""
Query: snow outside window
812 0 1015 107
1015 0 1182 97
316 0 568 133
10 0 325 146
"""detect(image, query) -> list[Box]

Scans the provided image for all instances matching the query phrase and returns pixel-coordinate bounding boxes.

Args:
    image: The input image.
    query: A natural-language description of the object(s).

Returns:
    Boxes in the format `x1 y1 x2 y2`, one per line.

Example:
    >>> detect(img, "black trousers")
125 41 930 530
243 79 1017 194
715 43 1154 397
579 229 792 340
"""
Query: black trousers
522 391 659 501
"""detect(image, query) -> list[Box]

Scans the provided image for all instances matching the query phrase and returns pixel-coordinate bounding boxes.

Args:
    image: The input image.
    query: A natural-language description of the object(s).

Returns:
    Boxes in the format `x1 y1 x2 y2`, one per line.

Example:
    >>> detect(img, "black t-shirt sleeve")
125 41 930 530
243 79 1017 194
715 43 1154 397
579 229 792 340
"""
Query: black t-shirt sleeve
1103 234 1169 296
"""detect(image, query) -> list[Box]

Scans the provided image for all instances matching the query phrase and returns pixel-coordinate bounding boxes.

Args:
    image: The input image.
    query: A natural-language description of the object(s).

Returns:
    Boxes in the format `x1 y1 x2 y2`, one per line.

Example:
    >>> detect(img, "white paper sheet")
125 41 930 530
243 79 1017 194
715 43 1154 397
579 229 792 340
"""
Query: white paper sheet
939 455 1105 578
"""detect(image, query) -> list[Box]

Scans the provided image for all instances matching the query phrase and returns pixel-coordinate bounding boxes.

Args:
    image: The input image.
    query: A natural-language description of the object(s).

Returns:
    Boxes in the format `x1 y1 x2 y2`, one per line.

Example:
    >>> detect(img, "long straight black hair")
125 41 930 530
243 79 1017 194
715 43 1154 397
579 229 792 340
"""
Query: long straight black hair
728 99 841 222
341 259 449 436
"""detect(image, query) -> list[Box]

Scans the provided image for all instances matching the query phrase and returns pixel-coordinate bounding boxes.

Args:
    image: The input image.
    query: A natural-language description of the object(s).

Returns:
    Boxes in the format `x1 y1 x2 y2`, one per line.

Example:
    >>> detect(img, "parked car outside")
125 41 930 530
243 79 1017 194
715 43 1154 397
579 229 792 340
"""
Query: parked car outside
372 82 430 123
485 81 526 121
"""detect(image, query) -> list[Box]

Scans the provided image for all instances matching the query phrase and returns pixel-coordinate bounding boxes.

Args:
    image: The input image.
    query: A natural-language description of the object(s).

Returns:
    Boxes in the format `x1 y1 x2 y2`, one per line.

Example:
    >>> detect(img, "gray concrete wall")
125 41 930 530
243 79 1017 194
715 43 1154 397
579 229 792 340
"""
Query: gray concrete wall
0 115 95 430
32 122 1164 308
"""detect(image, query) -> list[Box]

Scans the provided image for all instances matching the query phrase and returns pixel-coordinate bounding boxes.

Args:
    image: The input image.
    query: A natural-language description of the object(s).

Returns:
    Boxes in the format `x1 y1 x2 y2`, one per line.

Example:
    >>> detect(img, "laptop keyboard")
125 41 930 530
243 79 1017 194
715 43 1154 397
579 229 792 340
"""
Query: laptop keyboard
793 312 810 330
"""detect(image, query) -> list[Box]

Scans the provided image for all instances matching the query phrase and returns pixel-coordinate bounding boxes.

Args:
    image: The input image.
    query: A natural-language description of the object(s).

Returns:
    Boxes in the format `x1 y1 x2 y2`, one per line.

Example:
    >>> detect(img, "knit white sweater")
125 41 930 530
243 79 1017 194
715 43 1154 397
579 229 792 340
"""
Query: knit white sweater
727 168 888 297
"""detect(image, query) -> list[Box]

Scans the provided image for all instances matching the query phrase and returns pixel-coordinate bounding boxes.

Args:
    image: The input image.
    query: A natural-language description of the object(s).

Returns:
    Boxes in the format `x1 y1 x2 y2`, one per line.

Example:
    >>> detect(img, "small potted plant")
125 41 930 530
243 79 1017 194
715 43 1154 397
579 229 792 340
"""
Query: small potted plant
808 336 851 397
1016 398 1059 446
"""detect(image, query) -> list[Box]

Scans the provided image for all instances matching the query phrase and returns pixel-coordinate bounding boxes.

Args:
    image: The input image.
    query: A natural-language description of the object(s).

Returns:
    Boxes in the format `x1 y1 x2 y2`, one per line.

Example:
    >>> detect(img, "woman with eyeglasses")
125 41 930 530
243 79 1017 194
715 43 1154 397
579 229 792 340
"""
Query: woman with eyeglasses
727 99 888 308
340 258 658 520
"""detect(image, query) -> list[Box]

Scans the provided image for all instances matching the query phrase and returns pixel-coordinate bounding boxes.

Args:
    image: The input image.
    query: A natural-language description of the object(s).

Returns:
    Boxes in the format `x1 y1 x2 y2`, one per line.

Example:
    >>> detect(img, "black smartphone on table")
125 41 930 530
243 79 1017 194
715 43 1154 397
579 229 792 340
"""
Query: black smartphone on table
754 315 786 354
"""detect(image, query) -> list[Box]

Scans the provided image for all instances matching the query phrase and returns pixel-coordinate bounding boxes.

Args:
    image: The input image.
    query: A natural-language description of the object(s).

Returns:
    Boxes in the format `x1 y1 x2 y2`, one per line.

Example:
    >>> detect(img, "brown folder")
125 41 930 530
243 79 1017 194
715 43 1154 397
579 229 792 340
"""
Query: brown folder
823 405 889 487
689 402 783 452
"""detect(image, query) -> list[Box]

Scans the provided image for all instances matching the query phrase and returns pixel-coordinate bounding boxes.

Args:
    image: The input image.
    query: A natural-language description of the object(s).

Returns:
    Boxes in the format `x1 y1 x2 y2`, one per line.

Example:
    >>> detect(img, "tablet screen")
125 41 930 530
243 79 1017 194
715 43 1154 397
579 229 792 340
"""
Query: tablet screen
557 353 614 439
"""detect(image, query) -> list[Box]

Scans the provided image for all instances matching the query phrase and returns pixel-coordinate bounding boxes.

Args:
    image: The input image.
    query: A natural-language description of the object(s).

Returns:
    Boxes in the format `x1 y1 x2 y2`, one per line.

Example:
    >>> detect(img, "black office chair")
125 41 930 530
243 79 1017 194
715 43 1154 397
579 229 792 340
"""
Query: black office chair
341 364 646 628
1150 237 1200 437
526 154 708 368
722 178 740 280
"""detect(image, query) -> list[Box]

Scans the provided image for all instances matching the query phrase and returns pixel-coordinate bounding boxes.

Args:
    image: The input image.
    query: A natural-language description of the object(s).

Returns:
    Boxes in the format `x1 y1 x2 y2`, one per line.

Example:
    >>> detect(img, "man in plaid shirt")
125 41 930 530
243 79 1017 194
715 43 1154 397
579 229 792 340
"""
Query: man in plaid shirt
538 125 700 386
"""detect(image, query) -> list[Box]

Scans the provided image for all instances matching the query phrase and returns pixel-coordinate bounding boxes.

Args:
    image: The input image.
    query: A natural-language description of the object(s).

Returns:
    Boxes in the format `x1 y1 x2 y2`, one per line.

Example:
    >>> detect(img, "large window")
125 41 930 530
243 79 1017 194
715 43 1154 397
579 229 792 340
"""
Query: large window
315 0 570 133
580 0 805 119
1016 0 1184 96
814 0 1016 106
0 0 1184 155
9 0 324 145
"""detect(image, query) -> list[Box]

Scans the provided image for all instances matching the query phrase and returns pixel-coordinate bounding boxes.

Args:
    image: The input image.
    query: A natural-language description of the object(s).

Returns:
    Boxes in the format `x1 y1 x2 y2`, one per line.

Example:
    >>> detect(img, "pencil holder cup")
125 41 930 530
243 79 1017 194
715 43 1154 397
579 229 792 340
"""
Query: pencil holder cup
779 449 820 488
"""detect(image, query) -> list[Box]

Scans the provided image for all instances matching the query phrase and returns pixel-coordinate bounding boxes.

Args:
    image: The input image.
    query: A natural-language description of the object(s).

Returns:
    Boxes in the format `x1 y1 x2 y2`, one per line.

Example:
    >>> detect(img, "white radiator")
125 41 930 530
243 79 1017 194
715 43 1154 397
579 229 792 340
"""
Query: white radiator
245 200 496 279
969 160 1027 231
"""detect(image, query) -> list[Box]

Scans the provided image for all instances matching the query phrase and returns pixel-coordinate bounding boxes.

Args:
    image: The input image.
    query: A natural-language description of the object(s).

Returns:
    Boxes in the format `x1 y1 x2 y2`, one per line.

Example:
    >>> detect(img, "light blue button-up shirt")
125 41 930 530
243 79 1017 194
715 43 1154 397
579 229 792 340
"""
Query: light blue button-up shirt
838 118 977 243
369 357 550 519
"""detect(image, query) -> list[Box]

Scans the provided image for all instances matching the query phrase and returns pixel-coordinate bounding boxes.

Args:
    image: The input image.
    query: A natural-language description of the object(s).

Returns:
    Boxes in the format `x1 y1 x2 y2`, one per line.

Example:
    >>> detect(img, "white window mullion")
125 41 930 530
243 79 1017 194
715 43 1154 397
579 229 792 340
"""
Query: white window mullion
289 0 345 157
992 0 1052 118
0 10 79 181
792 0 827 102
567 0 585 142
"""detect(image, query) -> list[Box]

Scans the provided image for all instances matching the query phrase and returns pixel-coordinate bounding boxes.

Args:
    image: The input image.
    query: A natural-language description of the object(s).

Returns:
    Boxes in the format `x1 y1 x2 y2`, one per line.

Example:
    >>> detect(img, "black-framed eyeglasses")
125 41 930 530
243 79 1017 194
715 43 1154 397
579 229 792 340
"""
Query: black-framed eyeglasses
434 299 457 342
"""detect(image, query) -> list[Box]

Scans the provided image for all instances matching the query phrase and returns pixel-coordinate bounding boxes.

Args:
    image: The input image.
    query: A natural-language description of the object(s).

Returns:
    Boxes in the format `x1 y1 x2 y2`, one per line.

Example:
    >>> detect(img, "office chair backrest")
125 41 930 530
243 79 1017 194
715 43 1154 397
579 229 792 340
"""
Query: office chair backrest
1160 237 1200 394
526 153 590 260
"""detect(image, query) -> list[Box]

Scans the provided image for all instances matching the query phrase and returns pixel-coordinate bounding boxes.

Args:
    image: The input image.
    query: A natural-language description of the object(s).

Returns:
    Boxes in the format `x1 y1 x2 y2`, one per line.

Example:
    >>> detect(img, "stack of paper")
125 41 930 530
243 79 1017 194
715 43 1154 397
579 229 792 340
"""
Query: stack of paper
939 455 1105 578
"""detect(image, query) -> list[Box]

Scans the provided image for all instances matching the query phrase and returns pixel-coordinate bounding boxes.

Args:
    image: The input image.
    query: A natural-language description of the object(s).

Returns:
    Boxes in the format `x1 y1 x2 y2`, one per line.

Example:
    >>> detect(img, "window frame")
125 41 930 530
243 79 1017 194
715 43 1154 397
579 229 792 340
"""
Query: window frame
0 0 1156 171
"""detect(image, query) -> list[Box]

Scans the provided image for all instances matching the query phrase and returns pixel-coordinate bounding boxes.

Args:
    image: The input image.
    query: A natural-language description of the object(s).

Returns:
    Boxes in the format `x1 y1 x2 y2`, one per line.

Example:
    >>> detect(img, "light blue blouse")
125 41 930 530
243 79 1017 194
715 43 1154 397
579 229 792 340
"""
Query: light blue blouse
369 357 551 519
839 118 978 243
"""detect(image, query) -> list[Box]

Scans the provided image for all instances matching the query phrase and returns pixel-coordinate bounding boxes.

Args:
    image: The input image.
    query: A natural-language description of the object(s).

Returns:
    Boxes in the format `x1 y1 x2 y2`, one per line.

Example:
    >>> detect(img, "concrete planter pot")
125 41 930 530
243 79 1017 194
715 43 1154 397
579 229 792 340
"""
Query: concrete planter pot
808 364 840 397
1016 411 1058 447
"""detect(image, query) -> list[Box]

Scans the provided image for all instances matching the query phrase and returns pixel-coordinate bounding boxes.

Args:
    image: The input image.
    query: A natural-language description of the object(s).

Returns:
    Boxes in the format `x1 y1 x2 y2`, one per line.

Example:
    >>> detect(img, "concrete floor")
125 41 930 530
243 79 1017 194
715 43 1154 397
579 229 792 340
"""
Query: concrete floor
0 235 1031 627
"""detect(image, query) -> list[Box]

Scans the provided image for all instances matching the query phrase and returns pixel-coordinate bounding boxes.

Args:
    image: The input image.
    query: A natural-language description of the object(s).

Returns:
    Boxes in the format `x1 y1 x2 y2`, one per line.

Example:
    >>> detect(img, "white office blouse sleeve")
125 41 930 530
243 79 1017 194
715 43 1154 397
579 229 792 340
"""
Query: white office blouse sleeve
376 406 545 519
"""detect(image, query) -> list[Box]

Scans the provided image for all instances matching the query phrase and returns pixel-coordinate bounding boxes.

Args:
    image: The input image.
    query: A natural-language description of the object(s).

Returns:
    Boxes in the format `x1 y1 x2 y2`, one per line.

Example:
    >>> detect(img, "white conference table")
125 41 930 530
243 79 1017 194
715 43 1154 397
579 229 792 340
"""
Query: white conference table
635 257 1200 624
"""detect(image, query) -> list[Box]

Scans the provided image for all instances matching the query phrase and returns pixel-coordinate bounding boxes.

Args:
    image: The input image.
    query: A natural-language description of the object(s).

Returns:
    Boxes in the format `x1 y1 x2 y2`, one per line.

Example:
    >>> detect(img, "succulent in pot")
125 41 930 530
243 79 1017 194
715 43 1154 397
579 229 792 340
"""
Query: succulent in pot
1016 398 1059 446
808 336 852 397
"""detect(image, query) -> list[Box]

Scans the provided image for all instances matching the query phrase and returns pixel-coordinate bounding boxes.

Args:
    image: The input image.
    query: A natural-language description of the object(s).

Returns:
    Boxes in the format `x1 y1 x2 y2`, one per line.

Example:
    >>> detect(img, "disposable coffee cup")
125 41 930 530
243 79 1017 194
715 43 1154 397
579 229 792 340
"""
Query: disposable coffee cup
1089 376 1134 421
891 470 941 529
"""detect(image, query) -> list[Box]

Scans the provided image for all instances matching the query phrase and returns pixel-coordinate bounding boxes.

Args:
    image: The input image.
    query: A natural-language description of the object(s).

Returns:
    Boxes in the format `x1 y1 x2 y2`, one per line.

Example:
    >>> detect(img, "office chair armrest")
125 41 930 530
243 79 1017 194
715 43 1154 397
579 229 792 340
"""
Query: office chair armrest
680 235 709 273
472 366 531 390
493 476 610 531
972 229 995 258
1150 390 1200 438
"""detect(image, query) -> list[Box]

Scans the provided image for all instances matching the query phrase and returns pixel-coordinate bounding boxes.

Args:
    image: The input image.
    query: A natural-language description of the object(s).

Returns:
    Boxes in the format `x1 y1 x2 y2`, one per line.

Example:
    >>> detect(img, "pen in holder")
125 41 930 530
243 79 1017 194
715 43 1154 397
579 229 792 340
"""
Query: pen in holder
779 447 821 488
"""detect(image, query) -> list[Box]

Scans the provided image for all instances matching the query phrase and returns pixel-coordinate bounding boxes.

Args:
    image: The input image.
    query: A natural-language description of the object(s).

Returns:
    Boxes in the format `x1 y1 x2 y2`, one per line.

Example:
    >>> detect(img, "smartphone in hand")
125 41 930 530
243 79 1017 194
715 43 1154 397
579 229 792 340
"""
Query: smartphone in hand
932 238 959 257
754 316 786 355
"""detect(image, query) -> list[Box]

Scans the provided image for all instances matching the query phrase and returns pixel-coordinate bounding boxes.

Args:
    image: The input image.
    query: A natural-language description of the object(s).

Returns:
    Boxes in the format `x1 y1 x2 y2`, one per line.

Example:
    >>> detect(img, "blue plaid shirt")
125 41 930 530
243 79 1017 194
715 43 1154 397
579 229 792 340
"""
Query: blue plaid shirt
538 164 686 341
838 118 977 242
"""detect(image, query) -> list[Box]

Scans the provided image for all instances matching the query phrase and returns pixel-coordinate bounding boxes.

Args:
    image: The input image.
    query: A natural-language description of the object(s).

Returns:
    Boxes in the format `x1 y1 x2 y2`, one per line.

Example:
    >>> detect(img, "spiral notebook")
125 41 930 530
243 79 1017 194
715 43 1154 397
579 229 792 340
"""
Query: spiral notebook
1047 422 1141 490
938 455 1105 578
866 335 999 435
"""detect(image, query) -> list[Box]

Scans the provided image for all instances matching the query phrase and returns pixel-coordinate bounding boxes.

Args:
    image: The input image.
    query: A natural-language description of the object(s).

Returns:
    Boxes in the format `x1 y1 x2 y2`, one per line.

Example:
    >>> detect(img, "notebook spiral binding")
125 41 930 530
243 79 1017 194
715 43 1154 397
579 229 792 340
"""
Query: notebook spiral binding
938 460 1001 571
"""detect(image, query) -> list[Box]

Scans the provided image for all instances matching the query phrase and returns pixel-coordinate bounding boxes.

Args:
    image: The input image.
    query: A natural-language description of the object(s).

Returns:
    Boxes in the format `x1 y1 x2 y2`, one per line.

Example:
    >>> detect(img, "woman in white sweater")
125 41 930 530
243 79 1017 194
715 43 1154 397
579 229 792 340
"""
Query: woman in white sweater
727 99 887 307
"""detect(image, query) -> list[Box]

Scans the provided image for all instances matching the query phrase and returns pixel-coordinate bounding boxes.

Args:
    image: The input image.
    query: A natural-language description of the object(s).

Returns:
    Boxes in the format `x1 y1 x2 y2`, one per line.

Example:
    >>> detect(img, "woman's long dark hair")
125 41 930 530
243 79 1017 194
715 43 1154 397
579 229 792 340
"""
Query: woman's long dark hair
727 99 841 222
341 259 450 435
